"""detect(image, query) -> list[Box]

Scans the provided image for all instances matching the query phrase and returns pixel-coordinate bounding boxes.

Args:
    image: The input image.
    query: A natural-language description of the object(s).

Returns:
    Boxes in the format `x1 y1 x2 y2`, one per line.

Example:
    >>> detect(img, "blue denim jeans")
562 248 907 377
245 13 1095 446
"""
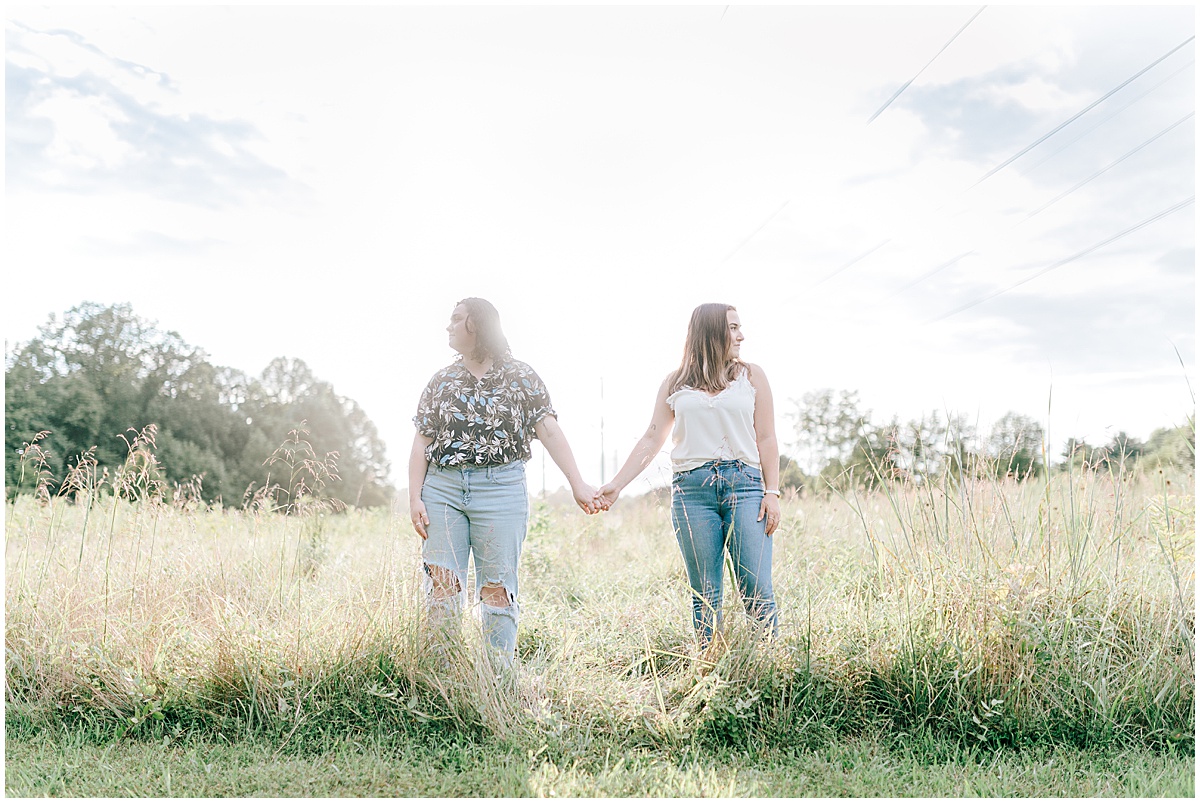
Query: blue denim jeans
421 461 528 659
671 460 778 648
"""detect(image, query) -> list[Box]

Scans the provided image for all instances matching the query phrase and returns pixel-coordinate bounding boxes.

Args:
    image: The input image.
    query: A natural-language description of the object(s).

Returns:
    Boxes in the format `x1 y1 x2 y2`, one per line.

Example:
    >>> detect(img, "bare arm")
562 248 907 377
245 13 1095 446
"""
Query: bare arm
408 433 433 538
534 415 599 513
748 364 782 535
596 376 675 506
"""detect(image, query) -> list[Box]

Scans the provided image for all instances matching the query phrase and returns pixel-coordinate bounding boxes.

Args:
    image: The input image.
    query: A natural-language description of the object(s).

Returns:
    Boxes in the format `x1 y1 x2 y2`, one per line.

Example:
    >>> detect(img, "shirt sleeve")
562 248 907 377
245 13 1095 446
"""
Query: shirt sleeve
519 365 556 435
413 375 439 438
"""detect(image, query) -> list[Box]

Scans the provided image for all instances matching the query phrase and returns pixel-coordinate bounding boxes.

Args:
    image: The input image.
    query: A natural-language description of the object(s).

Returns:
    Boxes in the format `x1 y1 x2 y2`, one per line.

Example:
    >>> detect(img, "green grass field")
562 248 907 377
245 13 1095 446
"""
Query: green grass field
5 458 1194 796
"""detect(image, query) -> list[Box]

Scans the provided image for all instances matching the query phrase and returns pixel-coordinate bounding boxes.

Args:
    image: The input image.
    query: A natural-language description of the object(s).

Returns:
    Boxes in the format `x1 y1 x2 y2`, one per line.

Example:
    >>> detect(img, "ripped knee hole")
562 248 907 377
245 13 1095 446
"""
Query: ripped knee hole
425 564 461 598
480 582 510 608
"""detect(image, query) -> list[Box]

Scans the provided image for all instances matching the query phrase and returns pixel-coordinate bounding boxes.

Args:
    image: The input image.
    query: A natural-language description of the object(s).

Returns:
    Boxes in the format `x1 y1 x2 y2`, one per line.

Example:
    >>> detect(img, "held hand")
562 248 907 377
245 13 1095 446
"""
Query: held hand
758 494 781 536
411 499 430 539
573 483 601 514
595 483 621 511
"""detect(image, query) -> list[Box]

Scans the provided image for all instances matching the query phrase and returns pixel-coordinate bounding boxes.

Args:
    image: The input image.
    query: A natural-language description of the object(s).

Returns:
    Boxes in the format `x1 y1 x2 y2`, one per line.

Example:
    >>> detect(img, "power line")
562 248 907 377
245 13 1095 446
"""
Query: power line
970 35 1195 188
885 52 1192 300
930 195 1196 322
867 6 986 124
1021 111 1195 222
902 111 1190 298
790 26 1190 308
1017 59 1194 179
813 239 890 288
721 200 790 263
888 250 975 298
599 377 605 484
774 238 890 307
927 58 1191 223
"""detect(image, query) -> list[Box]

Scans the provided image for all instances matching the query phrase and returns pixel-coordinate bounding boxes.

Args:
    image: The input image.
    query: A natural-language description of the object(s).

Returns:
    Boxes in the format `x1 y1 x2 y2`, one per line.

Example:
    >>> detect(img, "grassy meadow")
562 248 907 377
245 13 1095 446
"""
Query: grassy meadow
4 450 1195 796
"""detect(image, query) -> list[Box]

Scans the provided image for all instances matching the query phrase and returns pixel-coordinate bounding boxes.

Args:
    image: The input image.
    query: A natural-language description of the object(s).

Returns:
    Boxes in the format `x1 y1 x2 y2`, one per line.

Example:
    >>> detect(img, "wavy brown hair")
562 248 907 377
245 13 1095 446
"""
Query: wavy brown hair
667 303 748 395
457 297 511 362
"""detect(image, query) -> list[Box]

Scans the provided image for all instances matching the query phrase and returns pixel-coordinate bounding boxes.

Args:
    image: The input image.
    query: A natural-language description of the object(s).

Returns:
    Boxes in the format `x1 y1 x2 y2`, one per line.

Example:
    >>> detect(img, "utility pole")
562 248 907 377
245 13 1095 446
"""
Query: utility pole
599 377 605 484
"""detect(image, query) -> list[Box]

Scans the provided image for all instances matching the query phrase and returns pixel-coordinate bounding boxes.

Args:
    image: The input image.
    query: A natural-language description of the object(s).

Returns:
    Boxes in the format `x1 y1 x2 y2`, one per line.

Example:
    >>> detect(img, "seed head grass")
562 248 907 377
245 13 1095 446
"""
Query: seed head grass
4 450 1194 761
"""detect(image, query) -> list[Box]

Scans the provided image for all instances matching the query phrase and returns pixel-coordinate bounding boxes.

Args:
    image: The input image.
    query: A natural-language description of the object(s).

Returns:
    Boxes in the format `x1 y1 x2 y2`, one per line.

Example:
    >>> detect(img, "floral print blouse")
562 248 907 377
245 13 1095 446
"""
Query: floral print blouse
414 357 557 467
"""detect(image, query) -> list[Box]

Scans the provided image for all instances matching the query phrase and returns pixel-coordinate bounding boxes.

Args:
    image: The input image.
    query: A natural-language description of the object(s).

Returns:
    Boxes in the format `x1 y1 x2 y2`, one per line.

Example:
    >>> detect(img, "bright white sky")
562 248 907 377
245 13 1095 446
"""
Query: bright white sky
5 3 1196 495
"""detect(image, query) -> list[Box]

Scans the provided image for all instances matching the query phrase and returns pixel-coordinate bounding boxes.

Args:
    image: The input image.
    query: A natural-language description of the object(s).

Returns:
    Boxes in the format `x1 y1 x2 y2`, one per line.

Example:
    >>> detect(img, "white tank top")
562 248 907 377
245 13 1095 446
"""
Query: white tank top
666 370 760 472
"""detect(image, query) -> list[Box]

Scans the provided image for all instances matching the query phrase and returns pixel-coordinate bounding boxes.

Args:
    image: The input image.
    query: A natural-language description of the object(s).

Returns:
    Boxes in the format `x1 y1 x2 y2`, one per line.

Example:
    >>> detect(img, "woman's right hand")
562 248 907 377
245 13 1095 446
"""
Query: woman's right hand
411 499 430 539
594 483 620 510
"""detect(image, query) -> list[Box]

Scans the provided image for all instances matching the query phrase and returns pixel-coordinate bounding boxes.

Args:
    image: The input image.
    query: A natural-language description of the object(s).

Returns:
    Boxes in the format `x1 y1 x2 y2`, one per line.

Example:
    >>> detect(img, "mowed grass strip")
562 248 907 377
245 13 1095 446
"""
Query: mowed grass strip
5 730 1194 797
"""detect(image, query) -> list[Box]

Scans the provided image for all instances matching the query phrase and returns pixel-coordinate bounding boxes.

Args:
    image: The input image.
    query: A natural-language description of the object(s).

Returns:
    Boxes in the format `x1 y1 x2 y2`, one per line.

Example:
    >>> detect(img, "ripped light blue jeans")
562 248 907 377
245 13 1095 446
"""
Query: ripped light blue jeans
671 460 778 648
421 460 528 659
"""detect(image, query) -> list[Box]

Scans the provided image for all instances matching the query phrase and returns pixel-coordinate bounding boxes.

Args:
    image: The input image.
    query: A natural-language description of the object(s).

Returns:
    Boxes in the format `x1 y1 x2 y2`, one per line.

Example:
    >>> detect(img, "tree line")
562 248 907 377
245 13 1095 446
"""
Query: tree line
780 389 1195 493
6 304 1193 509
5 302 392 509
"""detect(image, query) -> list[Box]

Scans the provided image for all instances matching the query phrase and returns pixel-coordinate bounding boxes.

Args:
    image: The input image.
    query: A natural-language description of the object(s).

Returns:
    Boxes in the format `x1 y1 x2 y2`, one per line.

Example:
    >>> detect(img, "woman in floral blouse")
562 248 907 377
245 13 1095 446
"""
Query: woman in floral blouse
409 297 598 663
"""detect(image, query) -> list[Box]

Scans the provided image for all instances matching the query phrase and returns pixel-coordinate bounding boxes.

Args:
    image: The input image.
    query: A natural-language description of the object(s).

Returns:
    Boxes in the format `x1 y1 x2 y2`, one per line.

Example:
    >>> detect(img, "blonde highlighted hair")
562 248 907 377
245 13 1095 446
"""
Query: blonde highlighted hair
667 303 748 395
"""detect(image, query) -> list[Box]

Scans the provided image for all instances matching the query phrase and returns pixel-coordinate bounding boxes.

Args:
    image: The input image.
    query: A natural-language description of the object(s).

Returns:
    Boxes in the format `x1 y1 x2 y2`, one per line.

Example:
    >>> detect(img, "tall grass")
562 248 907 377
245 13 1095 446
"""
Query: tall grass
4 438 1194 759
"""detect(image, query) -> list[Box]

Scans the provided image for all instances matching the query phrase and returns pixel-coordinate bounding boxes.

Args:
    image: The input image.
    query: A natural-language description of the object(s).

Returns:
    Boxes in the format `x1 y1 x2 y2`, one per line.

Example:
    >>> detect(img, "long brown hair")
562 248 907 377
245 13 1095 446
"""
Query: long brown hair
667 303 747 395
457 297 511 362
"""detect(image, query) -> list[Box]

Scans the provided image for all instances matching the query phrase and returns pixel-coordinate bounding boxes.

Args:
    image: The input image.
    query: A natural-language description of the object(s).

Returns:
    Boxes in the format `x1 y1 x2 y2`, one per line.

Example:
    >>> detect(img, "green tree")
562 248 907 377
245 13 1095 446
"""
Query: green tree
777 454 808 494
790 389 871 476
145 361 253 501
242 357 392 509
1059 436 1100 472
816 416 902 491
1092 431 1146 471
5 344 67 489
6 304 393 508
986 412 1045 479
889 411 980 483
5 302 200 491
1141 420 1195 469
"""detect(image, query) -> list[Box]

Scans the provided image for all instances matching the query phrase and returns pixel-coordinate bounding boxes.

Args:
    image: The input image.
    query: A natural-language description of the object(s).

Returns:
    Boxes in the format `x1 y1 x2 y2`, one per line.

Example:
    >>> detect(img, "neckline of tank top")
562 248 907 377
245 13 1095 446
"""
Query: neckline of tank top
678 371 753 399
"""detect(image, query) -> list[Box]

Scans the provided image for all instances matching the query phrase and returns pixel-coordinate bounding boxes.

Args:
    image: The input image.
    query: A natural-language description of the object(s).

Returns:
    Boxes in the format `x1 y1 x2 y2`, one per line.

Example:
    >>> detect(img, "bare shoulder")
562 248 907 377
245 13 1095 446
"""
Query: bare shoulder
654 372 678 416
745 363 772 390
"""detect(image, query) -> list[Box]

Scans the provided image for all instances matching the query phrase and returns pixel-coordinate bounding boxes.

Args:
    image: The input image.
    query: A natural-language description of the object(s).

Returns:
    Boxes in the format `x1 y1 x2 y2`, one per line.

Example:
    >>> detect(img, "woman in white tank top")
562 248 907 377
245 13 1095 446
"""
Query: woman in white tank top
595 303 781 653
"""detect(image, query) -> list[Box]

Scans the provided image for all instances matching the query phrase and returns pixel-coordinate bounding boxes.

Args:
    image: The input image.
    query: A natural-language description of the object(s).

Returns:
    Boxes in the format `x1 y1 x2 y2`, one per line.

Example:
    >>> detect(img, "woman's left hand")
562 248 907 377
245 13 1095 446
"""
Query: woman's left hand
758 493 781 536
573 483 601 514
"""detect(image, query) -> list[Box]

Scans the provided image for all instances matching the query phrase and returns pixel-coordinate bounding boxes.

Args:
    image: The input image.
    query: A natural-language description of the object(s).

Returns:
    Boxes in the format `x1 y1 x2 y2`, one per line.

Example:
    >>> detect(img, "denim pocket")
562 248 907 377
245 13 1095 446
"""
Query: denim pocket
488 465 527 487
672 466 704 488
730 464 764 495
740 464 763 482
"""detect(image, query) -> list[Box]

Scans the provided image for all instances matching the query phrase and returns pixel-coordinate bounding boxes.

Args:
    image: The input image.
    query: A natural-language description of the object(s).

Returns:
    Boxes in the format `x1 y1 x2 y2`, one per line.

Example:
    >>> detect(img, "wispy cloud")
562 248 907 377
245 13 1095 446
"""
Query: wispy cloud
6 23 294 208
901 65 1088 167
928 256 1194 374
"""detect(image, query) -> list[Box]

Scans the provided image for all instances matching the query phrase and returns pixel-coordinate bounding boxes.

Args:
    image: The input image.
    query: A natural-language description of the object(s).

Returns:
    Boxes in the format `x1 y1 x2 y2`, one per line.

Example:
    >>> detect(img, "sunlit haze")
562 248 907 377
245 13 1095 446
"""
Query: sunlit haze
5 4 1195 496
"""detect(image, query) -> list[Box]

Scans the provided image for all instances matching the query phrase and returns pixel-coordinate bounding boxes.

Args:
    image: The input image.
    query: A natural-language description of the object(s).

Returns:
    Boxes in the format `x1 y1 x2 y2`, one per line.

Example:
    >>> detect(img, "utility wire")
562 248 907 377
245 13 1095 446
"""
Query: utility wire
890 55 1192 299
1021 111 1194 222
896 112 1191 299
792 28 1189 306
930 195 1196 322
776 239 890 306
927 59 1191 223
813 239 890 287
970 35 1195 188
888 251 976 298
868 6 986 124
1017 59 1194 179
902 80 1190 297
721 200 790 263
